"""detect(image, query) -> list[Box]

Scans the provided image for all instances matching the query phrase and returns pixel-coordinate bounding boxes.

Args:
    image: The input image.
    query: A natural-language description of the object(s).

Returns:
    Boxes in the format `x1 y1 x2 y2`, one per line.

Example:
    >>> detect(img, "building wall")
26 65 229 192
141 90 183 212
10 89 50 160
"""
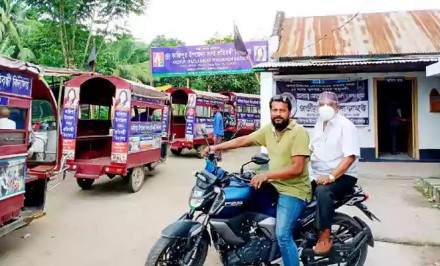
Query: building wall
259 71 440 161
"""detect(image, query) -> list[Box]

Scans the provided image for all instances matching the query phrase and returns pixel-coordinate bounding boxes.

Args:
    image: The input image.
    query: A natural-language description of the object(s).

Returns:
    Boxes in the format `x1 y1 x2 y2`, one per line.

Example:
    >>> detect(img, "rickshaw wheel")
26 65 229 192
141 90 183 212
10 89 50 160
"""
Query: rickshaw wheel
170 148 182 156
128 167 145 193
76 178 94 190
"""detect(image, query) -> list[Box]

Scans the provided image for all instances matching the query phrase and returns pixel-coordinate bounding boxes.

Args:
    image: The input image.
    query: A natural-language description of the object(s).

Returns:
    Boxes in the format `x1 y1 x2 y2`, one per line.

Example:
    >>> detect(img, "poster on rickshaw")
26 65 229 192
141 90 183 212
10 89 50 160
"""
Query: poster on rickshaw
236 97 261 131
111 88 131 163
128 122 162 154
61 86 80 160
0 157 26 201
185 94 197 141
237 113 261 130
276 80 369 126
162 105 170 138
195 118 214 139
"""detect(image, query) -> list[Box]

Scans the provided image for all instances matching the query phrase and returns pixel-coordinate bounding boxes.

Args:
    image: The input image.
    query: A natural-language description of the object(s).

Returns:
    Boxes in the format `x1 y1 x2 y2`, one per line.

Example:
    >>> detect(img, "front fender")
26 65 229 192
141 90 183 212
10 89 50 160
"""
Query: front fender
161 219 208 241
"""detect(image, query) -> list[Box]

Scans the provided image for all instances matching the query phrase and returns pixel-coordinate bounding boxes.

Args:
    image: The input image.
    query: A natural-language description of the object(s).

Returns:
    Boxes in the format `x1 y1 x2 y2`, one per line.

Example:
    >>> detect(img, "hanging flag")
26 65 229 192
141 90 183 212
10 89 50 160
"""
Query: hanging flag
233 23 248 57
87 44 97 72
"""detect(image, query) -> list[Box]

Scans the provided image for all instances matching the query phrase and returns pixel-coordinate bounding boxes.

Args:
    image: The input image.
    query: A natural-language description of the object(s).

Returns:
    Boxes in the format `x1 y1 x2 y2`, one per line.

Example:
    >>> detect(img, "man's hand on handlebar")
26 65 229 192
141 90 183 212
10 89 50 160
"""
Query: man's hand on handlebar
250 173 269 189
203 145 216 157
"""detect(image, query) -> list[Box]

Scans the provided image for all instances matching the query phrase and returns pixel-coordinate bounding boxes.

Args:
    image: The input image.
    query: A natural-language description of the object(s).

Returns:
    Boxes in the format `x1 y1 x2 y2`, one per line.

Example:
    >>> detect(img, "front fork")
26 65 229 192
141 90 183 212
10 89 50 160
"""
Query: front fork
182 189 223 265
182 213 211 265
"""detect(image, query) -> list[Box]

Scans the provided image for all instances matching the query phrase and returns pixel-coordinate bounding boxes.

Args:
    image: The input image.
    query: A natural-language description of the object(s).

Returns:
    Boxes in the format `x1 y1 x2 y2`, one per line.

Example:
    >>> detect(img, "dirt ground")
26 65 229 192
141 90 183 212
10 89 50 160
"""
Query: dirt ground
0 147 439 266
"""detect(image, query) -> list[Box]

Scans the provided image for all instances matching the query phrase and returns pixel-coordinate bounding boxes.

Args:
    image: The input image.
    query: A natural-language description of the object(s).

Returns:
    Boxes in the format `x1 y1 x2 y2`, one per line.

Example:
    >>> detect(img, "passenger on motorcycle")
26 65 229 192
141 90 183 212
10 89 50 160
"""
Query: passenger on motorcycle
310 91 360 255
204 95 311 266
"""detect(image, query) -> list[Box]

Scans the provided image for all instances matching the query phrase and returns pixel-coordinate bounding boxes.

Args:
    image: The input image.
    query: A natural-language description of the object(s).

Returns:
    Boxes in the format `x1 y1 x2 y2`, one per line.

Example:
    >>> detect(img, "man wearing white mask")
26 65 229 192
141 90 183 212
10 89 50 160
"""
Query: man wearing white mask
309 91 360 255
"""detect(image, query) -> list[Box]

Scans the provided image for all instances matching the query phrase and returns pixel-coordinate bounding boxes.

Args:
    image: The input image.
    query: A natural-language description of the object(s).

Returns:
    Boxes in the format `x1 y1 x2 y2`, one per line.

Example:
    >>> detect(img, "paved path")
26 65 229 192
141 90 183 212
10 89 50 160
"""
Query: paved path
0 147 439 265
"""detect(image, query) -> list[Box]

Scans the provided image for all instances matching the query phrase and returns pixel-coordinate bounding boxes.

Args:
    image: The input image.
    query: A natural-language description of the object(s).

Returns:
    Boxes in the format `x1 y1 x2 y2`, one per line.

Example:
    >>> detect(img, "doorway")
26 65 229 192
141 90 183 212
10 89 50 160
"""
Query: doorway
375 78 418 160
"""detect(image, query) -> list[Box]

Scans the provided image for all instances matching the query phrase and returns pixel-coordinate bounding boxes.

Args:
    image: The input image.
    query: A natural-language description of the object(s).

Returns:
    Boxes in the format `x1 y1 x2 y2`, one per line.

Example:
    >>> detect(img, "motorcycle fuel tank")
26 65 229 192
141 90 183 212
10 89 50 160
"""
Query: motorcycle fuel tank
216 179 253 218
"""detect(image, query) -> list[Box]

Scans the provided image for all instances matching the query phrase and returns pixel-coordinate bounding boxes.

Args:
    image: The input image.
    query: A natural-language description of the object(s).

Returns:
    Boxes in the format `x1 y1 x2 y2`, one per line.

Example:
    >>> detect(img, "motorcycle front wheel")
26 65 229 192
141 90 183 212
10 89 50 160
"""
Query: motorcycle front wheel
146 236 209 266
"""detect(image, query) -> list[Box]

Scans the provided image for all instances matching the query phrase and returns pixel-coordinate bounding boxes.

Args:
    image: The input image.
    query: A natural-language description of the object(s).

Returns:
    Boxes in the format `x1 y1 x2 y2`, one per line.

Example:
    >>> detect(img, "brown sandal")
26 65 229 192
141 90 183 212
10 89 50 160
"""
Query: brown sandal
313 238 333 255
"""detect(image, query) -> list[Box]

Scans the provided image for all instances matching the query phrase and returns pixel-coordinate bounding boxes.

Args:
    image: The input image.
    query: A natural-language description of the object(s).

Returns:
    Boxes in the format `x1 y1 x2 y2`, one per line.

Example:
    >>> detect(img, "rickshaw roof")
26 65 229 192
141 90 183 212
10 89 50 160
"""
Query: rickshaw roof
65 74 168 101
0 55 56 101
0 55 42 78
166 87 228 102
220 91 260 99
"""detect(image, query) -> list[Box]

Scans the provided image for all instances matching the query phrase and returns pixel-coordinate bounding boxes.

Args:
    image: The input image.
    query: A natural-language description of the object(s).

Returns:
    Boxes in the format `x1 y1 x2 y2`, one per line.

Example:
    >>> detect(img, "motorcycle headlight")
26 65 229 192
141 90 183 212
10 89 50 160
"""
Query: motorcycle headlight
190 198 204 208
189 188 205 208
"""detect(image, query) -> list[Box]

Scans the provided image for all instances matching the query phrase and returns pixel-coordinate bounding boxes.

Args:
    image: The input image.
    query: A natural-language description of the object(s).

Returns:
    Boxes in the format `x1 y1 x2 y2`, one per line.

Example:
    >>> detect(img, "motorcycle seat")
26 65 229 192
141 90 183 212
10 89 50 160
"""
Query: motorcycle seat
304 185 363 209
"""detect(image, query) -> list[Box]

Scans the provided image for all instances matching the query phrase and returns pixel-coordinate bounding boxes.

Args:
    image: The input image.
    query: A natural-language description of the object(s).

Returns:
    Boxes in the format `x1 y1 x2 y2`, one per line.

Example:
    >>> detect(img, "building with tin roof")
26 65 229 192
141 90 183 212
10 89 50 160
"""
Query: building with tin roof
256 9 440 162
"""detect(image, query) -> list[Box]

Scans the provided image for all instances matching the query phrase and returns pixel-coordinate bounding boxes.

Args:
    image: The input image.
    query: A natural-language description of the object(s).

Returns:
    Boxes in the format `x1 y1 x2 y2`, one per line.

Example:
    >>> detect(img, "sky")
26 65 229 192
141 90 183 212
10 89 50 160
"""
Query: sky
128 0 440 46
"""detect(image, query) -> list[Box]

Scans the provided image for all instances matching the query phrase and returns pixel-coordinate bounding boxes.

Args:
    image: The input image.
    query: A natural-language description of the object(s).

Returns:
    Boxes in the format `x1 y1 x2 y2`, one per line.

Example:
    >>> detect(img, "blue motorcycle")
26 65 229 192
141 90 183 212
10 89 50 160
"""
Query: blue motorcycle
147 136 379 266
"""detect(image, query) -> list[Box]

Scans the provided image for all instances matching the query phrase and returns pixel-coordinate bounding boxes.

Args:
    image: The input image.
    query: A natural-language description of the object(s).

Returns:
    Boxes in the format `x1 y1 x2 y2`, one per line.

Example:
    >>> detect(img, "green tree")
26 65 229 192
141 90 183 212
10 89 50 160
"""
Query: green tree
205 33 233 44
0 0 35 60
26 0 149 68
97 34 150 82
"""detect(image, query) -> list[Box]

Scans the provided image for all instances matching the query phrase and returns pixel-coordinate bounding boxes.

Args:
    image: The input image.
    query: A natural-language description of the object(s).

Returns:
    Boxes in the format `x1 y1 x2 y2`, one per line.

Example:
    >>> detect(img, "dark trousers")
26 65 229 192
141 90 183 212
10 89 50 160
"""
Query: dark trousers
312 175 357 229
214 136 223 159
390 125 399 154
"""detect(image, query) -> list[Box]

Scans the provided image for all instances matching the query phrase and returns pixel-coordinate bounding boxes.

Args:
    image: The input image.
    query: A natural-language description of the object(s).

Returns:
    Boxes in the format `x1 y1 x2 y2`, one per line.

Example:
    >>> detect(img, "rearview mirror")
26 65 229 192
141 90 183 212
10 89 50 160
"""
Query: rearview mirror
251 153 269 165
201 128 208 138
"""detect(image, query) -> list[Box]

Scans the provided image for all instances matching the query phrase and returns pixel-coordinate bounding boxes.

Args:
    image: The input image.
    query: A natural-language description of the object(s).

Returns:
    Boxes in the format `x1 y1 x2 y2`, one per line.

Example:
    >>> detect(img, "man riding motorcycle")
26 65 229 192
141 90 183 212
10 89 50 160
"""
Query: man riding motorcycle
204 94 311 266
310 91 361 255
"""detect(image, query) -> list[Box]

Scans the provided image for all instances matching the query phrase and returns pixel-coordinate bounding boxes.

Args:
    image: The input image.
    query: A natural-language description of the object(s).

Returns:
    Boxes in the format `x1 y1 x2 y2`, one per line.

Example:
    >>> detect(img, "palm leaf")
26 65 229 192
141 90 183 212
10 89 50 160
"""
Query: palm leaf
17 47 35 61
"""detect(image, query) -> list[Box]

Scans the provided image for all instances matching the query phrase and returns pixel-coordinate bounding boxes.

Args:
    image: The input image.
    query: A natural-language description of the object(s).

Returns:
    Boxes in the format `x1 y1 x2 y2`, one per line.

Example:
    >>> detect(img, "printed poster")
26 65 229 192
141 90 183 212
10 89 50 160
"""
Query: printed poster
185 94 196 141
195 118 214 139
276 80 369 126
0 71 32 97
162 105 170 138
61 87 80 160
237 113 261 130
128 135 162 154
0 157 26 200
111 88 131 163
151 41 269 77
235 97 261 130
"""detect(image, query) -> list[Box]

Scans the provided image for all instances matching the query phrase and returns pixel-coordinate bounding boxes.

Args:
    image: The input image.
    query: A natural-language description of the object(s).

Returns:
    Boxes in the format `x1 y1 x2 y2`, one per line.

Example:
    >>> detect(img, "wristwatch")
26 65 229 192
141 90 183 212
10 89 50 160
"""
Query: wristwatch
328 174 335 182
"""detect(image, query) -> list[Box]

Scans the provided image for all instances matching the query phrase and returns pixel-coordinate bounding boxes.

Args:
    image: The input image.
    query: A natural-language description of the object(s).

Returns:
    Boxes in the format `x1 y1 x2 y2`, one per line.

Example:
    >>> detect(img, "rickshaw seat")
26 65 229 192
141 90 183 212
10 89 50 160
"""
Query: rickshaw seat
28 165 54 173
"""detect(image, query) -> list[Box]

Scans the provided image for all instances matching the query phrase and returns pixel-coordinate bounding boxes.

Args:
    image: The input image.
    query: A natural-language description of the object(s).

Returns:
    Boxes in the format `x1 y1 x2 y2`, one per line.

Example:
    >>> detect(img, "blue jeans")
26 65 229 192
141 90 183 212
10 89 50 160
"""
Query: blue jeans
276 194 306 266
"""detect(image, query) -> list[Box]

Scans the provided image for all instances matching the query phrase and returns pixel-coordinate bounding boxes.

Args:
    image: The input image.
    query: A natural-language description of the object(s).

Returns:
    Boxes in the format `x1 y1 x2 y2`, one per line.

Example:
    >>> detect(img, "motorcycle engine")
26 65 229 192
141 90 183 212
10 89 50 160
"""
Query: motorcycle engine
226 235 272 265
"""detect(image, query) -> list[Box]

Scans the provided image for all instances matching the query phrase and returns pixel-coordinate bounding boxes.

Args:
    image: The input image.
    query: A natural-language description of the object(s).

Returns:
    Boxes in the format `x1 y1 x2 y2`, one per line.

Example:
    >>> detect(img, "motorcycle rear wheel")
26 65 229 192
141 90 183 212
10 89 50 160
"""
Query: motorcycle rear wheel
146 236 209 266
302 213 368 266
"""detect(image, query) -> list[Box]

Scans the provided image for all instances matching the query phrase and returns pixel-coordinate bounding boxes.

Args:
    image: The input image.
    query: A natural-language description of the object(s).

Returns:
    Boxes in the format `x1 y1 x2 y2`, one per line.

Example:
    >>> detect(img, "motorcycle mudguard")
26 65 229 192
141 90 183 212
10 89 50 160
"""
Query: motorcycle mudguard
355 203 381 222
161 219 209 242
353 216 374 247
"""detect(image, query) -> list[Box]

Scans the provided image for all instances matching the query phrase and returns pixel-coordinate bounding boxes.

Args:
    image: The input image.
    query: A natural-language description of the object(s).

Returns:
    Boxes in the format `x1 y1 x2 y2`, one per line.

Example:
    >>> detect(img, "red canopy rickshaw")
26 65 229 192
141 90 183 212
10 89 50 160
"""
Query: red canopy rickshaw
219 91 261 140
165 88 228 158
63 75 169 192
0 56 66 238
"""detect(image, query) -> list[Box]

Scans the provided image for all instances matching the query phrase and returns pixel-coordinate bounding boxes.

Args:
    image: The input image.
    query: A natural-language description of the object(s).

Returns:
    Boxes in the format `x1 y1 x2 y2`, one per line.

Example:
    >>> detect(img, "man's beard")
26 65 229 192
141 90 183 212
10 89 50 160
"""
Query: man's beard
271 117 290 131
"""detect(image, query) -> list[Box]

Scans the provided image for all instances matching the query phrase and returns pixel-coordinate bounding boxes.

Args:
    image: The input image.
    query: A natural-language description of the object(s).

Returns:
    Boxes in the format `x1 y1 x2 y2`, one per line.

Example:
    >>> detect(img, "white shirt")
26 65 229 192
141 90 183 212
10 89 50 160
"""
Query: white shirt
0 118 16 130
309 113 360 179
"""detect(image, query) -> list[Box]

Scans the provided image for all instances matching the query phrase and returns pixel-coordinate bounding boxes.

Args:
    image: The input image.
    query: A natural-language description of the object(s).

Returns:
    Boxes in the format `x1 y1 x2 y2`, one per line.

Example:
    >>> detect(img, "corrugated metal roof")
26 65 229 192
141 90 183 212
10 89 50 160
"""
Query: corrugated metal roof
0 55 42 76
233 92 260 99
42 66 94 77
277 10 440 58
254 55 440 69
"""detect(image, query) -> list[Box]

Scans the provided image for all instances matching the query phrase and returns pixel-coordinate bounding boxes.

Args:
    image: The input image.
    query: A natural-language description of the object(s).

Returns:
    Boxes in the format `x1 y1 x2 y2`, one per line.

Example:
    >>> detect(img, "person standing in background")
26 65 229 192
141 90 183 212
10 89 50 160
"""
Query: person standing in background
387 100 408 155
212 105 224 161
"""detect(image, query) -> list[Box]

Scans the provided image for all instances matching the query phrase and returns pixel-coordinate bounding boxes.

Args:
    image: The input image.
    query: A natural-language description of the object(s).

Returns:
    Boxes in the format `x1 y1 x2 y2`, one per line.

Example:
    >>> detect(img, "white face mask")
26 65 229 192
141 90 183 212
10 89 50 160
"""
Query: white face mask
318 105 336 121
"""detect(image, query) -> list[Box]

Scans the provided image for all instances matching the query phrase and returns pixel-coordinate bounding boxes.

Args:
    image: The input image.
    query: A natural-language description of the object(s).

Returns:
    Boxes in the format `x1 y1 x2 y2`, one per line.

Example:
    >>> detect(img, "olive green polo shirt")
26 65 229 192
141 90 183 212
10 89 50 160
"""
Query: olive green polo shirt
249 121 312 201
